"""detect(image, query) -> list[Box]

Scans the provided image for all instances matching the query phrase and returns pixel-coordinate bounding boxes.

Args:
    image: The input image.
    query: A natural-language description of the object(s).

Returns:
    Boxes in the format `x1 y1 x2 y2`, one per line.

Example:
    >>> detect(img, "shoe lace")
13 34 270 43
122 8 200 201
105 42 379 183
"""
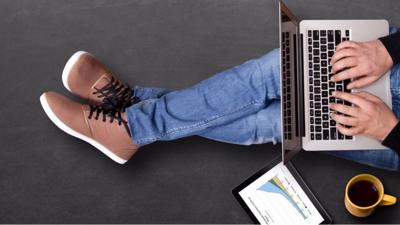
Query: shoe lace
87 105 131 136
92 76 140 112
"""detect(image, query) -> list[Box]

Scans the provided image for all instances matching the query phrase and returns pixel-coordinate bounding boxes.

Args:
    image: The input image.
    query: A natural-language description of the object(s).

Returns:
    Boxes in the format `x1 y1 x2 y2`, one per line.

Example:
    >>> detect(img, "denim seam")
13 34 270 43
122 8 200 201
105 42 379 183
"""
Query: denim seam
135 100 266 144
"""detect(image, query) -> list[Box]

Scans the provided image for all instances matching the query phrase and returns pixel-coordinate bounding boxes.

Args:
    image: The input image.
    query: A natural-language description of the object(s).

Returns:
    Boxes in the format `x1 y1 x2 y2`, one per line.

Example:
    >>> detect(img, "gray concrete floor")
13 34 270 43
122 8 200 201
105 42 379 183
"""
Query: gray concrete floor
0 0 399 223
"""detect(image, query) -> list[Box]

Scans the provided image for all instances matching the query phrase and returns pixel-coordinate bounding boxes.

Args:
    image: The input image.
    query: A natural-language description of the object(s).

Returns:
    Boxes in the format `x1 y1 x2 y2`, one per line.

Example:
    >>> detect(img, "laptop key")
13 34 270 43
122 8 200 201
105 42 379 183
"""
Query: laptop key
335 30 341 45
323 122 329 128
323 130 329 140
330 120 336 126
328 43 334 50
323 114 329 120
311 133 315 140
343 79 351 92
316 133 322 140
321 30 327 36
313 30 319 40
316 126 322 132
328 30 334 42
345 135 353 140
338 132 344 139
330 128 337 139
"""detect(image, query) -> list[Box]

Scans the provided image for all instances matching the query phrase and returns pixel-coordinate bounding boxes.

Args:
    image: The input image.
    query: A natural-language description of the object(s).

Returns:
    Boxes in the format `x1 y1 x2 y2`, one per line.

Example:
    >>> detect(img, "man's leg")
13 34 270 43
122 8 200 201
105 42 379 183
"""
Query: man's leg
133 86 171 101
196 100 281 145
126 49 281 146
133 86 282 145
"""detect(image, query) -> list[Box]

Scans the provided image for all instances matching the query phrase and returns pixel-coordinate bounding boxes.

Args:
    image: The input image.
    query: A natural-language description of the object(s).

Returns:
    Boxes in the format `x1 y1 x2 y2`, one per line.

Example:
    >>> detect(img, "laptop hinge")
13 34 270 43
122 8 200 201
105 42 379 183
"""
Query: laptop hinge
298 33 305 138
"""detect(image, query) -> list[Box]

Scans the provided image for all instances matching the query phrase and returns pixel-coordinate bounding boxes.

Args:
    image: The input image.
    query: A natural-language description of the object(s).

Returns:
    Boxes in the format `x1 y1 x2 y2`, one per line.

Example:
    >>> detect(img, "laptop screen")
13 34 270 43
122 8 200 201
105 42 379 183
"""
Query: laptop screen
279 1 301 164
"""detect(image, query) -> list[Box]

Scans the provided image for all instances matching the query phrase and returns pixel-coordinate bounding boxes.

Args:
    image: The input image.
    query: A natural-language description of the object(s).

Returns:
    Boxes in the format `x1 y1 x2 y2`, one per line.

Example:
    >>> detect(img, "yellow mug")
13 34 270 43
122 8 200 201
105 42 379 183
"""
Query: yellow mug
344 174 397 217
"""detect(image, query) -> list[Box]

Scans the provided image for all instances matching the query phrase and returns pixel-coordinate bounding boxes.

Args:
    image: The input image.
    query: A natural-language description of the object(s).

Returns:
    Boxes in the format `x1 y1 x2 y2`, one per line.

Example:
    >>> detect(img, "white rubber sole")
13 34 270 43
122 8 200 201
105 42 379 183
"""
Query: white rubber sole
62 51 88 92
39 93 127 164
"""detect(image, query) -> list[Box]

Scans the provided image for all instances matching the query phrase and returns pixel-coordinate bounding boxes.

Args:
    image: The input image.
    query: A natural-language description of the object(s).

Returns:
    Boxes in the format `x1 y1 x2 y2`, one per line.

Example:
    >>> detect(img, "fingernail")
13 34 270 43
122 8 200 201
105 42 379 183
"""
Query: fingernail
330 76 335 82
332 91 337 96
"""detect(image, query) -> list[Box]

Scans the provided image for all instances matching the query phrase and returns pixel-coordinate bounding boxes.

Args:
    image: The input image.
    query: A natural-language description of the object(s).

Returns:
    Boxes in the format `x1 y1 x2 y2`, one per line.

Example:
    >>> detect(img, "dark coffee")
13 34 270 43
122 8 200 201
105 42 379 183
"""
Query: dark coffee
348 180 379 207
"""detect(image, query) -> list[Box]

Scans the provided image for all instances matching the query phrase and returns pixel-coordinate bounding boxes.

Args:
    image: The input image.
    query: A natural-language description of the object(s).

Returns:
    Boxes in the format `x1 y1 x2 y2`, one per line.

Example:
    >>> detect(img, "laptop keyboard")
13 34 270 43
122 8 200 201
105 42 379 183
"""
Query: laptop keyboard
307 29 353 141
282 32 292 140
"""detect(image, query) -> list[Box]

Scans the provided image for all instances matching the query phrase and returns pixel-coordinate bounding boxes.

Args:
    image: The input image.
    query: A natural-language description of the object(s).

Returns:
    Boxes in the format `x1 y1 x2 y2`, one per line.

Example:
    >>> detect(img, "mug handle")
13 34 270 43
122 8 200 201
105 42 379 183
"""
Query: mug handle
379 194 397 206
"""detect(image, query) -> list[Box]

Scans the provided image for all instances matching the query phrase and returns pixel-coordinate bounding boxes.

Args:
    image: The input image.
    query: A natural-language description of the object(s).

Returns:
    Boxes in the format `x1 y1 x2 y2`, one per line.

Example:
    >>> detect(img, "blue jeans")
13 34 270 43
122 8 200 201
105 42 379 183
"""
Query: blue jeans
126 37 400 172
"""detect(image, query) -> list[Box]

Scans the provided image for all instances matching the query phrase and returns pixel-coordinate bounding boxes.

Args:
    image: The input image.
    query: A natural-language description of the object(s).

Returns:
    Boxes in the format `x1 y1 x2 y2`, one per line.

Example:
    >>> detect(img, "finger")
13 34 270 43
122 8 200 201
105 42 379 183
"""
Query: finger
347 76 378 89
352 91 381 103
332 57 358 74
330 113 358 126
336 124 361 136
329 103 359 117
332 91 369 108
331 67 361 82
336 41 359 51
330 48 358 65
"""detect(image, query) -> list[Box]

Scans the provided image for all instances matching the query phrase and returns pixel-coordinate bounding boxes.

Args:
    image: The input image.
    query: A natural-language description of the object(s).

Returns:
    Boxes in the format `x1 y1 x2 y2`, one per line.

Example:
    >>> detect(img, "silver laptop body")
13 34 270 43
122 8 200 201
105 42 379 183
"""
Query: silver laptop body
279 1 392 163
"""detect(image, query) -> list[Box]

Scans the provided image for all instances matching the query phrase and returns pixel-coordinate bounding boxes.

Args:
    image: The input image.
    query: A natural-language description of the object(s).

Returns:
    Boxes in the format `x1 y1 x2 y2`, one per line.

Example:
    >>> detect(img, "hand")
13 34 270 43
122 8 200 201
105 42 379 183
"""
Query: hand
329 91 398 141
330 40 393 89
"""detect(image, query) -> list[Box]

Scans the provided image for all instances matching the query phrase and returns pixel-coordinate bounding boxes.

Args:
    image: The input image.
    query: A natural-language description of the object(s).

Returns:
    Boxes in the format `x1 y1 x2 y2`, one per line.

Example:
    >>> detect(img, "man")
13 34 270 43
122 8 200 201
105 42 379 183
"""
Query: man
40 28 400 170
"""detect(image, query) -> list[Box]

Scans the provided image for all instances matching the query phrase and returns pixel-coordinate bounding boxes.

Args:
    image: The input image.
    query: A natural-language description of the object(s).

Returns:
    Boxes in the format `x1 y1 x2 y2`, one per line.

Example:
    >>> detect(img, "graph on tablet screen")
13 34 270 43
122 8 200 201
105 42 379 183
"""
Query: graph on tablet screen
238 163 324 225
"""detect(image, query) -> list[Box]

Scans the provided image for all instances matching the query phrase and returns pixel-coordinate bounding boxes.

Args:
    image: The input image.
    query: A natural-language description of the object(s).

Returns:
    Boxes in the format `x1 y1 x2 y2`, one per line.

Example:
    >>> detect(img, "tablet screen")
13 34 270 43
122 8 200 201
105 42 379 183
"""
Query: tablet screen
238 162 324 225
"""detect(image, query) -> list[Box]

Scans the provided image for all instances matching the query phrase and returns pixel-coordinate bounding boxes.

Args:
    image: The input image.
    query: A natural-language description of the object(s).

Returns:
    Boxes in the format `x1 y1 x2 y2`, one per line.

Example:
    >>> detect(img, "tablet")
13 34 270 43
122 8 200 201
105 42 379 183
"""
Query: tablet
232 157 332 225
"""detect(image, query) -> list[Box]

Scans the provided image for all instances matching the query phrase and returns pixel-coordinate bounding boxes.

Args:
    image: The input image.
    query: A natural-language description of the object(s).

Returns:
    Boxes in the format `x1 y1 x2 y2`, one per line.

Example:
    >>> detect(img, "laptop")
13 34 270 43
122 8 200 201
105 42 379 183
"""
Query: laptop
279 0 392 163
